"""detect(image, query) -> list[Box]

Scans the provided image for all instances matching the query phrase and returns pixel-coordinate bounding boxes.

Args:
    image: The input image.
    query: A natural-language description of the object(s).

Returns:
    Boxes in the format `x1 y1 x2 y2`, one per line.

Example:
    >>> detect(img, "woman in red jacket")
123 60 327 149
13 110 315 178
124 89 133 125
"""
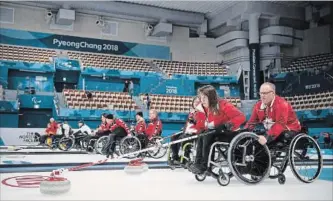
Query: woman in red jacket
189 85 246 175
169 96 205 166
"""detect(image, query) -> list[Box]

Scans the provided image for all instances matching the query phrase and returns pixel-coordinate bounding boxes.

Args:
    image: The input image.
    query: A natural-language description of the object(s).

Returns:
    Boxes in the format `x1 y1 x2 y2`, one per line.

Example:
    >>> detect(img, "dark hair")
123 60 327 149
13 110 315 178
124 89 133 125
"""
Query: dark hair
197 85 220 115
191 96 200 109
102 113 108 118
106 114 114 119
136 111 143 118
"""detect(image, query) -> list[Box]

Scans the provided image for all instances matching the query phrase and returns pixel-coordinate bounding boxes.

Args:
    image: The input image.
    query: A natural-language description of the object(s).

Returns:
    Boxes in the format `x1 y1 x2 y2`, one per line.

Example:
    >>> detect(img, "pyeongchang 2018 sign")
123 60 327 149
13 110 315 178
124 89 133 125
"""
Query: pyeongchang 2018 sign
0 28 170 59
52 38 119 52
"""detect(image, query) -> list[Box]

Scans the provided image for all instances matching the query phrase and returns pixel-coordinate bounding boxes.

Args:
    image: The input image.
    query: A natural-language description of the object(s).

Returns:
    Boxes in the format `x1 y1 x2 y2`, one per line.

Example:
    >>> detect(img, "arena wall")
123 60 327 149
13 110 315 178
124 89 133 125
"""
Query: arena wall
281 25 331 58
302 25 331 57
0 3 218 62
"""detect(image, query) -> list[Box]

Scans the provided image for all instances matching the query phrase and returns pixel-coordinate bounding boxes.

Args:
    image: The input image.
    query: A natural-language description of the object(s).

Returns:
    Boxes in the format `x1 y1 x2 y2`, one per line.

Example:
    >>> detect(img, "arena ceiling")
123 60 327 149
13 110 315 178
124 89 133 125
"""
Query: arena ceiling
118 1 310 19
4 1 314 30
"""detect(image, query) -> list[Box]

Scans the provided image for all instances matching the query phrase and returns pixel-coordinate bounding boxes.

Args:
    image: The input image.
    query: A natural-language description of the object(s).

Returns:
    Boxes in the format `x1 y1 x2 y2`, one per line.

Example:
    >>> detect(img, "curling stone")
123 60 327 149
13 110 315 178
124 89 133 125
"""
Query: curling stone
124 159 149 175
40 177 71 195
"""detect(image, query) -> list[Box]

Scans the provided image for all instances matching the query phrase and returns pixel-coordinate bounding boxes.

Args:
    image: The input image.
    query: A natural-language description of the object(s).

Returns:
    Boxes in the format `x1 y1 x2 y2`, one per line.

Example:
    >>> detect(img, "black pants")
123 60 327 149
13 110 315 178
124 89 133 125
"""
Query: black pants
267 130 298 149
195 130 238 167
170 133 193 160
72 131 90 148
104 127 128 154
136 134 148 149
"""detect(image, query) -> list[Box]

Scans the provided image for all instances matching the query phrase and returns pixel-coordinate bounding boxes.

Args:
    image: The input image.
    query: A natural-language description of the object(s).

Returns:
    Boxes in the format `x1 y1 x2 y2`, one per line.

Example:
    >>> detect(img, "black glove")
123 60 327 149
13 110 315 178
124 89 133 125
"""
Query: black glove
215 122 233 133
188 117 197 125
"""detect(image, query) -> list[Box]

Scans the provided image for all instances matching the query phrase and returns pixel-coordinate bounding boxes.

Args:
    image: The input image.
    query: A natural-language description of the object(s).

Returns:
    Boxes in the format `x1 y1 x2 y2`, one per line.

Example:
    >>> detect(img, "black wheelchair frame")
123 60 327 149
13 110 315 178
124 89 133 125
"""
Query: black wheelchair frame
191 131 323 187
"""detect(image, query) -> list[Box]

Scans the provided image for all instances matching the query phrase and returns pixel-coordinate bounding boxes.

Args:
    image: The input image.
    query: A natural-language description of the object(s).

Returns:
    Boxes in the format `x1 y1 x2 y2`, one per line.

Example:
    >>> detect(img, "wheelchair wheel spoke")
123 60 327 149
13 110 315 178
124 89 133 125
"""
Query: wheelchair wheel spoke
289 134 322 183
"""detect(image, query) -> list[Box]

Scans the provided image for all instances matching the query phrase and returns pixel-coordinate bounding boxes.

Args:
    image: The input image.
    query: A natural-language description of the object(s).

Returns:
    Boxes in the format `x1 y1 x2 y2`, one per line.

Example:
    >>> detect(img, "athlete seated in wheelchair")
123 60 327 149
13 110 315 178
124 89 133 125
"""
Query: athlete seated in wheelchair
48 121 73 150
187 85 246 175
58 120 92 151
101 114 132 158
131 111 148 147
120 110 166 159
225 82 323 185
168 96 203 168
86 113 113 153
39 118 58 146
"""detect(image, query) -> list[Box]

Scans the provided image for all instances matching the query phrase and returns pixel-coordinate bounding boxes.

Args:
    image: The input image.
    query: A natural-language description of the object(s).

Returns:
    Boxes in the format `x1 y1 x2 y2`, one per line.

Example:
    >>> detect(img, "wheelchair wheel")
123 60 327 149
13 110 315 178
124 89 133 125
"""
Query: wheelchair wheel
58 137 75 151
217 172 230 186
289 134 323 183
278 174 286 185
95 136 109 154
227 132 271 185
195 174 206 182
180 143 195 166
269 152 288 179
147 136 168 159
119 136 141 159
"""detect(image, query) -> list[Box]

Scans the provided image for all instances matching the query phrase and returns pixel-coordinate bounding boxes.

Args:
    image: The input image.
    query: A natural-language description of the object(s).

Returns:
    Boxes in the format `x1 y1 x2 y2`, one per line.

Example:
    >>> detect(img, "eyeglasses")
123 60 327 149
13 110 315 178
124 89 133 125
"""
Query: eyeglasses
259 91 273 96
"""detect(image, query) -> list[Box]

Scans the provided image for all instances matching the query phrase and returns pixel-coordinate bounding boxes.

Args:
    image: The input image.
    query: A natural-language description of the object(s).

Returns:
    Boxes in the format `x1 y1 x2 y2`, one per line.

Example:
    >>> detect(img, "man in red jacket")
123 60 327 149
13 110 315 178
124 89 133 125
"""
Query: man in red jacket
134 111 146 135
189 85 246 174
40 118 58 145
145 109 162 140
245 82 301 145
95 113 112 137
103 114 131 158
86 113 112 152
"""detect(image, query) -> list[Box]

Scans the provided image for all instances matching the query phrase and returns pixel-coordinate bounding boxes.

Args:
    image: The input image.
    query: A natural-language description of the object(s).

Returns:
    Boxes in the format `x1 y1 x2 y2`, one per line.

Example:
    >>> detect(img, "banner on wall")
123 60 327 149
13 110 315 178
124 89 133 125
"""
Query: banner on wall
140 78 195 96
0 127 87 146
249 43 260 100
0 28 170 60
0 128 45 146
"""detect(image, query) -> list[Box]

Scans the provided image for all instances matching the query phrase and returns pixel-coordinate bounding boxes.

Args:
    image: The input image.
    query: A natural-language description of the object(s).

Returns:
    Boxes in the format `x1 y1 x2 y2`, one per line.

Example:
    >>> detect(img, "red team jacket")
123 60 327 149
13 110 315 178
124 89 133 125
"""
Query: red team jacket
145 118 162 139
187 99 246 134
245 95 301 138
98 122 112 132
45 122 58 135
135 120 146 135
184 105 206 134
110 118 131 135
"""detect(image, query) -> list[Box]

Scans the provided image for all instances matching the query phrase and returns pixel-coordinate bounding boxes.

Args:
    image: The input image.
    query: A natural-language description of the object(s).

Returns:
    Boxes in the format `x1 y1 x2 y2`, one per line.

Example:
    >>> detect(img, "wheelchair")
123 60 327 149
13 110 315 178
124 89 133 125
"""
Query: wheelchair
94 131 144 159
193 131 323 187
118 131 168 159
57 132 91 151
43 134 69 150
167 133 197 170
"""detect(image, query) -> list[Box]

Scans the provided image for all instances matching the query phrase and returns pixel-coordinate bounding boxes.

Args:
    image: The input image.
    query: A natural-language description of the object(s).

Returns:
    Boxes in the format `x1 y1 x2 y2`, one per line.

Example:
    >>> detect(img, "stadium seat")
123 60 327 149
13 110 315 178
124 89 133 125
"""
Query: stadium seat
284 91 333 111
0 44 56 63
62 89 138 111
67 51 153 73
282 53 333 73
153 60 228 77
139 94 241 113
